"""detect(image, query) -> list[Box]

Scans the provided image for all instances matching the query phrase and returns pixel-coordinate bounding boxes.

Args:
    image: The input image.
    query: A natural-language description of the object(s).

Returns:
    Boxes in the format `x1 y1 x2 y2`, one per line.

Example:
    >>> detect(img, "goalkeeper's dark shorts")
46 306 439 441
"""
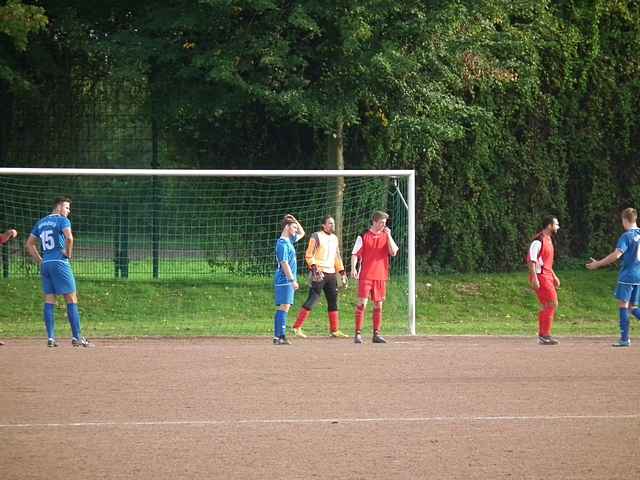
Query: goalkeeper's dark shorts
303 273 338 311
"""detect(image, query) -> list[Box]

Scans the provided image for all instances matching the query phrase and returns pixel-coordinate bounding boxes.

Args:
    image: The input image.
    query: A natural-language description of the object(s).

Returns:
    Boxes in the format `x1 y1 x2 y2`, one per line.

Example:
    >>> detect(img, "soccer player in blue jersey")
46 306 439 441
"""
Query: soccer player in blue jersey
25 197 93 348
273 214 305 345
586 208 640 347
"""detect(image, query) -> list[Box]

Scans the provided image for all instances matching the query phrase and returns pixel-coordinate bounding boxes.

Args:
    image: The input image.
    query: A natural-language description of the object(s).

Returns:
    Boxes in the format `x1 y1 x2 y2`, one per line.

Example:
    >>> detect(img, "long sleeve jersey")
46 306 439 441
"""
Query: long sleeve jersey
305 231 344 274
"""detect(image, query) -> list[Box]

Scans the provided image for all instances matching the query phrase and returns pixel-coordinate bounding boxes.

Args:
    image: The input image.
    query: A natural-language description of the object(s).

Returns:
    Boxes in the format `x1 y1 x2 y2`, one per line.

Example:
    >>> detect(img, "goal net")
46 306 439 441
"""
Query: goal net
0 169 415 336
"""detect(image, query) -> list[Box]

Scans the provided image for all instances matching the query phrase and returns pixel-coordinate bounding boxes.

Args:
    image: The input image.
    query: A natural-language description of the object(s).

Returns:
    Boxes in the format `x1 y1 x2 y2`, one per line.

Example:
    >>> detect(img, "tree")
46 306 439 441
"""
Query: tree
0 0 48 52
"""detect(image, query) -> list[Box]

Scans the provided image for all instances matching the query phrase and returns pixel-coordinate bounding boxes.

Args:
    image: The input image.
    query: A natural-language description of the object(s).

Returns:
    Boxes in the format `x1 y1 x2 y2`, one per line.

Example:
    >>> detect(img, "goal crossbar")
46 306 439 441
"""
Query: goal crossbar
0 168 414 178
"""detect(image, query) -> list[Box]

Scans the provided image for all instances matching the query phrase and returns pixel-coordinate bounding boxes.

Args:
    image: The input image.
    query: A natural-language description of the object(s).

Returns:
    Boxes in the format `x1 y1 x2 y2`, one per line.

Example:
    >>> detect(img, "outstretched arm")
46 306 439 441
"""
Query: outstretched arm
586 249 623 270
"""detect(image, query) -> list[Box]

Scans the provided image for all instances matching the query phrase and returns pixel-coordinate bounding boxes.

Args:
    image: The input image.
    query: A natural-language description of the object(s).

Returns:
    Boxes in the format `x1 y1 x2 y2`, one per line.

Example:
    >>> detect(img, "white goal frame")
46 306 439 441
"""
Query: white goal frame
0 168 416 334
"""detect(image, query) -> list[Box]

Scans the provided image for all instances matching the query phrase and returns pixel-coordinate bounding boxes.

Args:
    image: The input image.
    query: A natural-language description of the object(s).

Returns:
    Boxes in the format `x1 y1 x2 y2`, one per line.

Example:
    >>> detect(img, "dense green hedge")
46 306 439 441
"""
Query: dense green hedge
387 1 640 271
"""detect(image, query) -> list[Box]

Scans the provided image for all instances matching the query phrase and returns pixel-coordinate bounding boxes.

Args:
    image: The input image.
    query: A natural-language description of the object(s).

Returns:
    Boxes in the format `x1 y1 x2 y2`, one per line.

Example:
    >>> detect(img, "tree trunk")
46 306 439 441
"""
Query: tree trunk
327 120 345 254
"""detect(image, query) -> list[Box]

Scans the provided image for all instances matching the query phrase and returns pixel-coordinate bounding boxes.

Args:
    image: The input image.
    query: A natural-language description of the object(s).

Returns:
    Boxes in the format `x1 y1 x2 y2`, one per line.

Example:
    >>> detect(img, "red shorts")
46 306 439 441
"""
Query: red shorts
358 279 387 302
535 274 557 304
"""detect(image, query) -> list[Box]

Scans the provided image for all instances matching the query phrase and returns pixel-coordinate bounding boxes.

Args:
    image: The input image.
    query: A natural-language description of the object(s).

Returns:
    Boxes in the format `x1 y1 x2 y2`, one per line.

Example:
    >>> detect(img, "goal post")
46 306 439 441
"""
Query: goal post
0 168 416 335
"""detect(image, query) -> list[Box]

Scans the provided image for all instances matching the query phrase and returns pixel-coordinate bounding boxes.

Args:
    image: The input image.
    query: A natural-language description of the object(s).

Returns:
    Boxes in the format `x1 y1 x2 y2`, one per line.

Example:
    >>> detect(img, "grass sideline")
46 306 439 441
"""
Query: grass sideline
0 269 626 338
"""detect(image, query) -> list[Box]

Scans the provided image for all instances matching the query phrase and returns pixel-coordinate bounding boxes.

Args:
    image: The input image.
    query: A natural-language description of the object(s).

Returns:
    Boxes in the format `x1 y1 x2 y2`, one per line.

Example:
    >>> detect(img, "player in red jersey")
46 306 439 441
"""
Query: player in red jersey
350 211 399 344
0 228 18 345
528 216 561 345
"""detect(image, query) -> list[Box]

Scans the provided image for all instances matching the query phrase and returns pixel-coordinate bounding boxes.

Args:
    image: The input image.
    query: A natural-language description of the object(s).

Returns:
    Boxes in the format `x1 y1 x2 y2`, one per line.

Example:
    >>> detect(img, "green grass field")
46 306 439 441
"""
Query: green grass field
0 268 627 339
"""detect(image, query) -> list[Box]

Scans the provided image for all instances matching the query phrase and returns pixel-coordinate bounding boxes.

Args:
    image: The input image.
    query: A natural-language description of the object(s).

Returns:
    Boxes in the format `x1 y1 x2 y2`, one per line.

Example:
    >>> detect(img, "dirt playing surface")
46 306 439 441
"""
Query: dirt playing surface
1 336 639 479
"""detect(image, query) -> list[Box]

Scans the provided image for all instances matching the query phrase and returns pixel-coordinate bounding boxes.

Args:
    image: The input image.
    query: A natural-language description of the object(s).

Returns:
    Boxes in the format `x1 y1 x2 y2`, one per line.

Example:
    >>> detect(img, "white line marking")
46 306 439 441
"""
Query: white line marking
1 414 639 429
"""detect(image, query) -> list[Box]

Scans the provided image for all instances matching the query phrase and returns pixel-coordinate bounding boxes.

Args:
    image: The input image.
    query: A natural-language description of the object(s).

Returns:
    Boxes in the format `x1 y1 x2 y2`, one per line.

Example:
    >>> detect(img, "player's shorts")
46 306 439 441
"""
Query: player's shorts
535 274 557 304
358 279 387 302
614 283 640 305
275 283 295 306
41 260 76 295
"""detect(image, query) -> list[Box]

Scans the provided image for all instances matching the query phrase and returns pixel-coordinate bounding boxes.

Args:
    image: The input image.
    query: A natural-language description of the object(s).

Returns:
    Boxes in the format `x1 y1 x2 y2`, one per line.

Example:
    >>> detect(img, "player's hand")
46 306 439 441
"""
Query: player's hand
340 274 348 288
383 227 391 236
292 281 299 290
585 257 598 270
529 276 539 290
351 269 359 280
310 266 324 282
553 277 560 288
9 229 18 239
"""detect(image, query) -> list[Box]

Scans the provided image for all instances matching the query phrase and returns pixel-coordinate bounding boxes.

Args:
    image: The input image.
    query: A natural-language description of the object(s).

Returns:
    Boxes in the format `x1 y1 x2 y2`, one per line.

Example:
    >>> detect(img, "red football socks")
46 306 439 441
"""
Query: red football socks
538 306 556 337
328 310 339 332
293 307 310 329
355 304 365 333
373 306 382 333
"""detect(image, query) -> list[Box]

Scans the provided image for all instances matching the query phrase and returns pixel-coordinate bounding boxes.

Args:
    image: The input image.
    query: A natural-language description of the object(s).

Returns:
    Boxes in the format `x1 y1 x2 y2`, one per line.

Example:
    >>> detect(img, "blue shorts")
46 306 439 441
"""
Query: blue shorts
41 260 77 295
614 283 640 305
275 283 295 306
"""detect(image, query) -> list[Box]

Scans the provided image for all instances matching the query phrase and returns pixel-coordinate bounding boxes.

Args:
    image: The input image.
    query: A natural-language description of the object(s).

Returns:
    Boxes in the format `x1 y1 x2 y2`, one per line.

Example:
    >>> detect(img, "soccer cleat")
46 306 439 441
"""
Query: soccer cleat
537 336 559 345
372 334 387 344
354 333 364 344
612 339 630 347
0 340 4 346
72 337 94 348
292 327 307 338
273 336 291 345
47 338 58 348
330 330 349 338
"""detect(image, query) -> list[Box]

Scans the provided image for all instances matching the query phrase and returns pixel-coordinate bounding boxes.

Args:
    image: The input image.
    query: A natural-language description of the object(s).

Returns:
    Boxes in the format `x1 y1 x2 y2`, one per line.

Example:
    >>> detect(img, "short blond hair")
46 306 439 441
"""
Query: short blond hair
621 208 637 223
372 211 389 222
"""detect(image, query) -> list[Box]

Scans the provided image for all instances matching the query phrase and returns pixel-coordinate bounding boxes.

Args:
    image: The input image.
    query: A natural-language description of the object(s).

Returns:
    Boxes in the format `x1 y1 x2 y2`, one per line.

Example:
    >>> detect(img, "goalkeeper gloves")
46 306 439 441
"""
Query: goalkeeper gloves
310 265 324 282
